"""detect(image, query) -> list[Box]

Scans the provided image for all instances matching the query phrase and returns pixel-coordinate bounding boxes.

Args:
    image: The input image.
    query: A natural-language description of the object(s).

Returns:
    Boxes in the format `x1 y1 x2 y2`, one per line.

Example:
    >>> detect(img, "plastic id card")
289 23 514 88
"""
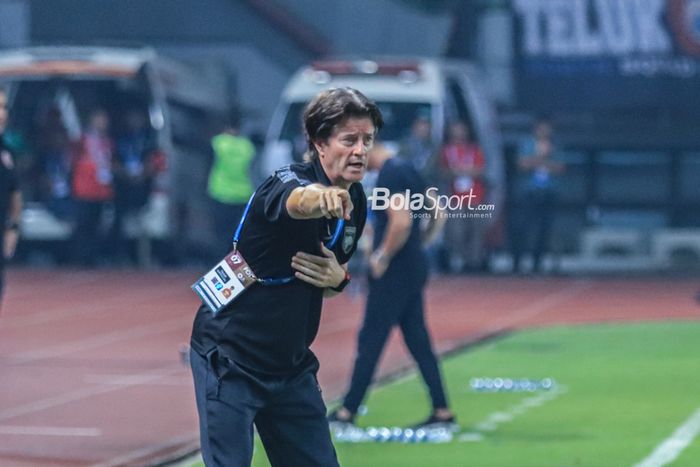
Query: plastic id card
191 250 258 315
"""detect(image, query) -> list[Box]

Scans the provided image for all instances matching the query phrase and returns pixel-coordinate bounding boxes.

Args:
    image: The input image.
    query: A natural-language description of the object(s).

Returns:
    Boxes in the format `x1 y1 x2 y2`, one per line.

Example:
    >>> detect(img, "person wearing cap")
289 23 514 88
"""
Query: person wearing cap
328 143 457 432
189 87 382 466
0 86 22 310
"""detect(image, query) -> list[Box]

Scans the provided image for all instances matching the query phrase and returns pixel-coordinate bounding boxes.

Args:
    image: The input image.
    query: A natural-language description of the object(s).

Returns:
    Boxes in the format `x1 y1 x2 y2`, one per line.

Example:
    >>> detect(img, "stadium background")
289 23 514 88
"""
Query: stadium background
1 1 699 466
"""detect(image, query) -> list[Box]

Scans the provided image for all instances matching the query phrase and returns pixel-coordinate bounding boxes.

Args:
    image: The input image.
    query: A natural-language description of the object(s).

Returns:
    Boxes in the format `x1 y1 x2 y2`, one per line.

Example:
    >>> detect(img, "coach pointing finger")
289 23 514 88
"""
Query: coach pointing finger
190 87 382 467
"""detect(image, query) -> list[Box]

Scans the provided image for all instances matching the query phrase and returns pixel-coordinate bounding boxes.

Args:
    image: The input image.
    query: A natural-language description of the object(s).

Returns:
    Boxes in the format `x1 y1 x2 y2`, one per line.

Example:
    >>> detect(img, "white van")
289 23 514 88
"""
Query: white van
261 57 504 210
0 46 230 264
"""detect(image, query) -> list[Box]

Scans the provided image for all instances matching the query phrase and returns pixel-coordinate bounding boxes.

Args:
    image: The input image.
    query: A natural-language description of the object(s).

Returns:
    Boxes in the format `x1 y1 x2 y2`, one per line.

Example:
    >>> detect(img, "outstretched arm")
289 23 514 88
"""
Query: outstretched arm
286 184 354 221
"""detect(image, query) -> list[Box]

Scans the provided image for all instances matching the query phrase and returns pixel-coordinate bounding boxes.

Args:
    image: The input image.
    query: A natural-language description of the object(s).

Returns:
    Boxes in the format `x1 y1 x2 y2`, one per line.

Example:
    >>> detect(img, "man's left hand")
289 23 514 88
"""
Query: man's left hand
368 249 390 279
291 243 345 288
4 229 18 259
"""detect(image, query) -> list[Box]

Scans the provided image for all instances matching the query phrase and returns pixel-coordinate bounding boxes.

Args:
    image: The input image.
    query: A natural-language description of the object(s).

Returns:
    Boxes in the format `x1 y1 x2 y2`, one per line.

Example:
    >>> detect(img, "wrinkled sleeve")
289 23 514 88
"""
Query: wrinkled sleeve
256 166 310 222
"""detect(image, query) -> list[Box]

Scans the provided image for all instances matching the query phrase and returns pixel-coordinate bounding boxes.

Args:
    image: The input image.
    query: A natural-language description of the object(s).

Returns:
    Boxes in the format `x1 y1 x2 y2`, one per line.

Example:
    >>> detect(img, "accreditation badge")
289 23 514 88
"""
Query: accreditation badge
191 250 258 315
342 226 357 254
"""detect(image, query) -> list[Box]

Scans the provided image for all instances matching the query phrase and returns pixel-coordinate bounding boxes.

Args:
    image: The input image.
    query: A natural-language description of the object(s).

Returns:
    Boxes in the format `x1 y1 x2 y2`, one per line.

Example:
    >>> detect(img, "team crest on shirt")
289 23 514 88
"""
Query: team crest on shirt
1 150 13 169
342 226 356 254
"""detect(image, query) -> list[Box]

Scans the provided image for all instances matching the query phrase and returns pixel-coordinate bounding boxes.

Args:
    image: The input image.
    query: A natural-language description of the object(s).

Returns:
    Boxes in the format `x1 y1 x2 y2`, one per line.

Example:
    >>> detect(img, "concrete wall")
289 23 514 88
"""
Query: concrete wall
21 0 454 133
157 43 288 136
275 0 451 56
29 0 313 69
0 0 29 47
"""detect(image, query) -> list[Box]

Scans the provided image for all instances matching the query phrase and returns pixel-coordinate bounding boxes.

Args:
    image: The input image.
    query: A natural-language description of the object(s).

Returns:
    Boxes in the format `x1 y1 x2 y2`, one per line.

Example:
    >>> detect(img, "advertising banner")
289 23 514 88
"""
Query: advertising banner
512 0 700 111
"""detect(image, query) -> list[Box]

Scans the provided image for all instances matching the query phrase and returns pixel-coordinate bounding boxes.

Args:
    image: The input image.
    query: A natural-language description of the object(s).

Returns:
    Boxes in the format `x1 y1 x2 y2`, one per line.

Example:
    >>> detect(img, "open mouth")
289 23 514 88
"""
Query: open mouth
347 161 365 169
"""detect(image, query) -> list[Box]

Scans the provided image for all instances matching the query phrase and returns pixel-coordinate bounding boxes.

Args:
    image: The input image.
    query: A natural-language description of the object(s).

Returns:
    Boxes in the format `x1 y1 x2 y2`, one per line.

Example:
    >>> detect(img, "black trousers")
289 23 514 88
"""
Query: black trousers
0 255 5 301
72 200 108 265
342 274 448 415
510 189 557 273
191 348 339 467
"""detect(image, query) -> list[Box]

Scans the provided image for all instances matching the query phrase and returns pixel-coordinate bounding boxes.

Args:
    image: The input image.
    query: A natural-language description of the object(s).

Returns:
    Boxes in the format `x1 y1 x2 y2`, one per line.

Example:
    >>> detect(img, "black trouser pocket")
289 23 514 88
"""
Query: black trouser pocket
205 348 229 398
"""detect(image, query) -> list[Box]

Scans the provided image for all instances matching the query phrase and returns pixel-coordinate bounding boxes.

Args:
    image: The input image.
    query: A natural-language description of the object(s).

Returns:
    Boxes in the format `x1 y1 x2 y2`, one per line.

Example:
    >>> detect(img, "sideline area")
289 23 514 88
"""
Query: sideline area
183 322 700 467
0 269 698 465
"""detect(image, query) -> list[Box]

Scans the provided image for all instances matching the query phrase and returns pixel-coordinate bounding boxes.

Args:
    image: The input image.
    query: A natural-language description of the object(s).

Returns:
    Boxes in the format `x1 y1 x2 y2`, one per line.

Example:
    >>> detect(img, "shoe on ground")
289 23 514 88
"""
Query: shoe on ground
409 414 460 433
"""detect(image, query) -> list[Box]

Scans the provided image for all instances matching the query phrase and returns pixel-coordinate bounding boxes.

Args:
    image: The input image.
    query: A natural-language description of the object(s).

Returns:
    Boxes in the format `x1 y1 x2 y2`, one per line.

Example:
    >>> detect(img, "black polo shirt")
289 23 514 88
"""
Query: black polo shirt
191 157 366 375
371 157 429 289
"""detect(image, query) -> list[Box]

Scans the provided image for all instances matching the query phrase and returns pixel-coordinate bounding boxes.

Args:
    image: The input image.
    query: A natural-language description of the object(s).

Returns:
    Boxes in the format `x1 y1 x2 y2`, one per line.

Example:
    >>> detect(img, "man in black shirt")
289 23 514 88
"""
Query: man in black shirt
328 144 456 431
0 87 22 308
190 88 382 466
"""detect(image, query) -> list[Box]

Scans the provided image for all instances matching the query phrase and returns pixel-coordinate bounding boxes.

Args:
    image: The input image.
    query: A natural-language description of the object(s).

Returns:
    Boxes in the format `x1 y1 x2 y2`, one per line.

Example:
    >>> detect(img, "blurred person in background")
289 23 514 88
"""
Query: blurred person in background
110 109 157 264
190 87 381 466
206 111 256 259
71 109 114 266
511 118 565 274
328 143 457 432
0 87 22 309
439 120 487 273
399 113 437 181
399 113 443 271
37 106 73 221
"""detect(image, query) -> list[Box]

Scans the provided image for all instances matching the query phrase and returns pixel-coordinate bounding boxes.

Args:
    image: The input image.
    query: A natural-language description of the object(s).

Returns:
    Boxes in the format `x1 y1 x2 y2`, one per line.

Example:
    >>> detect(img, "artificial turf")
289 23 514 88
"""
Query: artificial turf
193 320 700 467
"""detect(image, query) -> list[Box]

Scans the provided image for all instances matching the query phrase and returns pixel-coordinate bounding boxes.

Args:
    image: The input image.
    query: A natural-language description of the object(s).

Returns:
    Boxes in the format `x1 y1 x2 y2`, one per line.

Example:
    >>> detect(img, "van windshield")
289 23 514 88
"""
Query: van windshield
279 101 432 162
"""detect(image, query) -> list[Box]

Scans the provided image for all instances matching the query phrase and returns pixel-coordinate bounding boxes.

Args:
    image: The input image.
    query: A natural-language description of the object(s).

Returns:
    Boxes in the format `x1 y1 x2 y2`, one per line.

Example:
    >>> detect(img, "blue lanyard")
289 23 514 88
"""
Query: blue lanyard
232 190 345 286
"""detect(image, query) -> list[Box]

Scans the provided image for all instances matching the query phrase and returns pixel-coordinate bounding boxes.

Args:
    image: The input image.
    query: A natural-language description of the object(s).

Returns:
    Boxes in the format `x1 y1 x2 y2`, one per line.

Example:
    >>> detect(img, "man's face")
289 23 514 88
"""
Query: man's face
315 116 375 188
0 91 7 134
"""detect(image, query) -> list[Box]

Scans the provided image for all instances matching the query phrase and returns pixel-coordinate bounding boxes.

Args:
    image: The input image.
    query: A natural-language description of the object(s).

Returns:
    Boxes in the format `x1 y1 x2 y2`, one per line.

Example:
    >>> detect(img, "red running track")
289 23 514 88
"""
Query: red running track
0 269 698 466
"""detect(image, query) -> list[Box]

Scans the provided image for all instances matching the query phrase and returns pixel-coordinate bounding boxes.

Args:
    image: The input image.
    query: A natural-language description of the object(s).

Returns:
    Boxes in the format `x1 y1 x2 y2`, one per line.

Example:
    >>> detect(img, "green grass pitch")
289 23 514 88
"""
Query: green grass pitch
191 320 700 467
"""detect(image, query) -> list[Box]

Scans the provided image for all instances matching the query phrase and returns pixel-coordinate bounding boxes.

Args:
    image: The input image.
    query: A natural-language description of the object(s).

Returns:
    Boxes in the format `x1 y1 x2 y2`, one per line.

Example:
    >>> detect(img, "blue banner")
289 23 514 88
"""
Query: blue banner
512 0 700 111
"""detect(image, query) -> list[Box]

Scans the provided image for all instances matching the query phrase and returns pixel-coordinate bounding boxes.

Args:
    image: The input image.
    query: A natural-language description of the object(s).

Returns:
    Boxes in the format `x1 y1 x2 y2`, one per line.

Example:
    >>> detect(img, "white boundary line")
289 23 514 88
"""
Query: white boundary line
91 432 199 467
0 425 101 436
83 373 190 386
634 406 700 467
479 280 592 335
326 281 587 426
319 280 591 341
340 280 589 399
0 368 182 422
2 304 102 330
8 317 187 364
458 386 567 442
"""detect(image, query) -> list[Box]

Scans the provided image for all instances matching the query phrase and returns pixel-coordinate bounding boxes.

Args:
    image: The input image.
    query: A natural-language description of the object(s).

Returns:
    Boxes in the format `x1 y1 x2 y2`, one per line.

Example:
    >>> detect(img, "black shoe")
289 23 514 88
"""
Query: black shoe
410 414 459 433
327 409 355 428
